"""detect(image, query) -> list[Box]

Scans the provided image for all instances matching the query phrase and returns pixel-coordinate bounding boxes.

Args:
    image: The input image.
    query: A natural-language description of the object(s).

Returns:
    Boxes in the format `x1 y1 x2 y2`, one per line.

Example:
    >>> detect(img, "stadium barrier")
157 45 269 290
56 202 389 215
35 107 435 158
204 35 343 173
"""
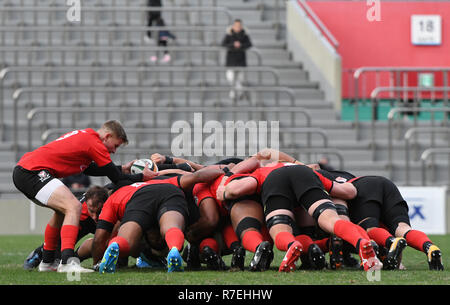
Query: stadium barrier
0 64 273 138
13 85 297 159
404 127 450 185
0 45 263 69
421 148 450 186
353 67 450 140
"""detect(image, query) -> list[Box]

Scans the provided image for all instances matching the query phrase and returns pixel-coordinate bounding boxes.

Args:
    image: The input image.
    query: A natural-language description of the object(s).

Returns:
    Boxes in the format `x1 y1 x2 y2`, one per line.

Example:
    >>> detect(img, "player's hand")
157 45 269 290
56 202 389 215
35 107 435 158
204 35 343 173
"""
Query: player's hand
151 153 165 164
142 163 159 181
216 184 226 202
122 159 137 174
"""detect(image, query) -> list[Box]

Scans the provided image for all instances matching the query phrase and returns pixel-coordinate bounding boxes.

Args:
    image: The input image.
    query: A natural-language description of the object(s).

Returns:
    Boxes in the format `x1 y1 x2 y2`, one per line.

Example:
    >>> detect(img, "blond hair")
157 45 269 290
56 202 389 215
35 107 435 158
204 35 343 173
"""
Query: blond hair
100 120 128 145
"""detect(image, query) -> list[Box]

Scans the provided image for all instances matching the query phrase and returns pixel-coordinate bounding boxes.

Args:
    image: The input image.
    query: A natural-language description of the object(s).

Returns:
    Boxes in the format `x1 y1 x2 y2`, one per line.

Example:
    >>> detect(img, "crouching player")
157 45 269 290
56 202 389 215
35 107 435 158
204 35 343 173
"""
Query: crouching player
92 166 224 273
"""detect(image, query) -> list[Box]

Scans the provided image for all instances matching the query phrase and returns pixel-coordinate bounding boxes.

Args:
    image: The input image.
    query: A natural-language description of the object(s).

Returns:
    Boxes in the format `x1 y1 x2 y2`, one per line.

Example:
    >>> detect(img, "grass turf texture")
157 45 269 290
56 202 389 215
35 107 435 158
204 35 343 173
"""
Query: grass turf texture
0 234 449 285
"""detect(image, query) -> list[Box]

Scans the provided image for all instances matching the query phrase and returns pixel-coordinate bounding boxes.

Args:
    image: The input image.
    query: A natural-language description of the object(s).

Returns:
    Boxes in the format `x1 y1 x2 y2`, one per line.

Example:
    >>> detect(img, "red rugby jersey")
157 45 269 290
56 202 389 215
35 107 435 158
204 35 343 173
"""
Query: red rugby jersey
192 174 228 216
98 176 181 225
17 128 112 178
241 162 333 194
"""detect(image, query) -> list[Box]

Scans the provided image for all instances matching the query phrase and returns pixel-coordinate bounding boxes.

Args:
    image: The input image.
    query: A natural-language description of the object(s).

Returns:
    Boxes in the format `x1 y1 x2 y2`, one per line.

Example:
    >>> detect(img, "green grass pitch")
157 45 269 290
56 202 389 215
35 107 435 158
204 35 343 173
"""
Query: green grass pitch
0 234 449 285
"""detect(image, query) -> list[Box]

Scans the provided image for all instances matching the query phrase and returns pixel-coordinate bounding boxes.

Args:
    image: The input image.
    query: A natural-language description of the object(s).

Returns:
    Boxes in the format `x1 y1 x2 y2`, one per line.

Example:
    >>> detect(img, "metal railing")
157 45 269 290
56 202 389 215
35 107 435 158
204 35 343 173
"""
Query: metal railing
387 107 450 179
352 67 450 139
368 87 450 164
13 86 300 158
40 126 333 166
0 5 234 27
0 64 275 136
0 24 243 47
421 148 450 186
0 45 263 68
404 127 450 185
25 105 312 161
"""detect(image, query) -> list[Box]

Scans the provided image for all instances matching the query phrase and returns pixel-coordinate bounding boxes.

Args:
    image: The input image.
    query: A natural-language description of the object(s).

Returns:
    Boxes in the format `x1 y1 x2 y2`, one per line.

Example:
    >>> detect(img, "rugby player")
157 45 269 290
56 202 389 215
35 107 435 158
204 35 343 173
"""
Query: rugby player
92 166 224 273
219 161 383 272
13 120 157 273
317 168 444 271
22 185 109 270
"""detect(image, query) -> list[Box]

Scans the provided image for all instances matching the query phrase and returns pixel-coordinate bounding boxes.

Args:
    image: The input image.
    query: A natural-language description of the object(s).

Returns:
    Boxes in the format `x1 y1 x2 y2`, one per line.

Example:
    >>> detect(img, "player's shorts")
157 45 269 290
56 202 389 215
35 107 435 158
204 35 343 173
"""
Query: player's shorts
12 165 64 206
120 184 189 232
349 176 410 234
261 165 331 212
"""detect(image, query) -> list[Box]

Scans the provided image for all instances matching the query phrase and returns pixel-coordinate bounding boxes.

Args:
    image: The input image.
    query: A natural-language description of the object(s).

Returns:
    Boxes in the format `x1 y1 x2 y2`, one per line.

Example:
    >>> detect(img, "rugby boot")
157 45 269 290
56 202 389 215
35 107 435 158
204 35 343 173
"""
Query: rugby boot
427 245 444 271
308 244 326 270
201 246 228 271
359 239 383 271
249 241 274 272
167 247 184 272
58 257 94 273
99 242 119 274
182 243 201 270
230 245 246 271
328 235 344 270
24 248 42 270
278 240 303 272
384 237 407 270
38 259 60 272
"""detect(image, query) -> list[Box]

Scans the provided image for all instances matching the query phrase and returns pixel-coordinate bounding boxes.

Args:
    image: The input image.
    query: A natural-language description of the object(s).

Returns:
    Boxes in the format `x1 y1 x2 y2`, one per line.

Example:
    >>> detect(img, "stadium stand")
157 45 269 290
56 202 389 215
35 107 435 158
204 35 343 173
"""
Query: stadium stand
0 0 449 201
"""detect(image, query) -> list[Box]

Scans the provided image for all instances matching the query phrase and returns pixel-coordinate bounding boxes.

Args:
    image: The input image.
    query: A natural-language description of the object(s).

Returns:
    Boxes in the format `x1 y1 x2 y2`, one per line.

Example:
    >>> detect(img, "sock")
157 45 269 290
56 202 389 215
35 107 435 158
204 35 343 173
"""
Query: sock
261 226 273 244
356 225 370 240
60 225 79 264
109 236 130 258
367 227 394 248
241 230 264 253
42 224 60 263
333 219 366 248
199 238 219 254
274 231 296 251
165 227 185 251
222 224 239 250
295 235 313 253
314 237 329 252
404 230 432 253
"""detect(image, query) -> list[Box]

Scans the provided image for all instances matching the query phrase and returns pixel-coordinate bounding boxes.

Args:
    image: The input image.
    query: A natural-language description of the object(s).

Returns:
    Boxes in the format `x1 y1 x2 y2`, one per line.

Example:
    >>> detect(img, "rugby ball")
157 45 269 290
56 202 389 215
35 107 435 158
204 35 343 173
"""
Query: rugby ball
130 159 158 174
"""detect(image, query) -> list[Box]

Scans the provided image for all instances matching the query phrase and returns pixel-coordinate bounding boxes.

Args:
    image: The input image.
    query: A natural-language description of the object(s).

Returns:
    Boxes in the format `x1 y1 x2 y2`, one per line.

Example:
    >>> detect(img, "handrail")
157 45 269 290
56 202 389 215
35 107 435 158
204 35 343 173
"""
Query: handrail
0 45 263 66
370 86 450 159
25 105 312 160
387 107 450 179
352 67 450 140
420 147 450 186
12 84 296 156
0 5 233 26
404 127 450 185
0 64 273 140
296 0 339 50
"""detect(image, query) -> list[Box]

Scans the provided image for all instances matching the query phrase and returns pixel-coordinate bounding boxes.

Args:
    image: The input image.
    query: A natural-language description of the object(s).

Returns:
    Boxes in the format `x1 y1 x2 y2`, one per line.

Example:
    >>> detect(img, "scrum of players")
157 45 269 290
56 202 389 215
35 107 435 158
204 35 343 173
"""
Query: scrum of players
16 121 444 274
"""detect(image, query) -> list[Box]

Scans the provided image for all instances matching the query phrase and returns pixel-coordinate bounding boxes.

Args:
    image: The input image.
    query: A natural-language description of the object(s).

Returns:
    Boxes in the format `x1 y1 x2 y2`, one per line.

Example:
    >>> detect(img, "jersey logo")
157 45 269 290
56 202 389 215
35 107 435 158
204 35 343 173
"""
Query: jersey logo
37 170 51 182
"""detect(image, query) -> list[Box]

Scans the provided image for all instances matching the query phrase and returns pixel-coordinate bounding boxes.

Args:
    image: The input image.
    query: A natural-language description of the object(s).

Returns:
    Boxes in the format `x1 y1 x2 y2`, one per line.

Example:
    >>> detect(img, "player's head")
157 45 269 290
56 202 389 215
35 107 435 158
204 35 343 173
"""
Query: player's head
84 185 109 222
98 120 128 154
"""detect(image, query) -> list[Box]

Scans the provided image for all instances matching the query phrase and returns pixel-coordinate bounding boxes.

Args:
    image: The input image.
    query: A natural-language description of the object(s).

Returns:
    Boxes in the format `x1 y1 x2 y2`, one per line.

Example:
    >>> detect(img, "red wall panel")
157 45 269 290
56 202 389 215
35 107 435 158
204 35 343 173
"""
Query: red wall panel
306 1 450 98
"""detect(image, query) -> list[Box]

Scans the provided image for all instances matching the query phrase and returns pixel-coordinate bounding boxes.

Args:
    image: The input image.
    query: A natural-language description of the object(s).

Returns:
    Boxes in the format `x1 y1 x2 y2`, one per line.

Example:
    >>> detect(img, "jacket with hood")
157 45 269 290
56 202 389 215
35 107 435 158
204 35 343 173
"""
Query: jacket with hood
221 26 252 67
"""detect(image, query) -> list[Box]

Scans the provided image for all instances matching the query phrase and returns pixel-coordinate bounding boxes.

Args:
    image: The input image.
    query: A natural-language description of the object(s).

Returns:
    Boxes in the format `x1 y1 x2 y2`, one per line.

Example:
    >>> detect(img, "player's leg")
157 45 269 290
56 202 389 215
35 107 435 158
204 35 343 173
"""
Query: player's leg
221 221 245 270
394 222 444 270
99 221 141 274
160 210 186 272
307 197 382 271
198 237 228 270
264 195 303 273
230 199 273 271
